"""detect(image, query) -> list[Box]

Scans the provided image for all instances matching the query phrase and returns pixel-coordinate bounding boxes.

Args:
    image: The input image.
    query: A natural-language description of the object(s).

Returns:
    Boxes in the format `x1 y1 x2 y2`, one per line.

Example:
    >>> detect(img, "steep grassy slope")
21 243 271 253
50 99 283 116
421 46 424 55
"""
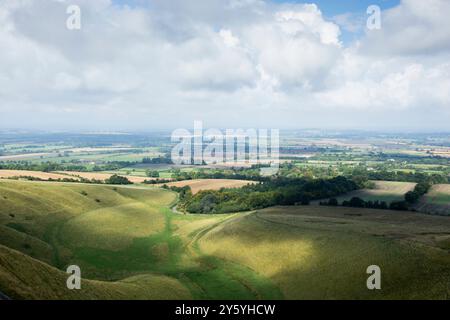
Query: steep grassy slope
0 245 191 300
0 180 174 268
1 180 448 300
0 180 281 299
0 180 193 299
200 206 450 299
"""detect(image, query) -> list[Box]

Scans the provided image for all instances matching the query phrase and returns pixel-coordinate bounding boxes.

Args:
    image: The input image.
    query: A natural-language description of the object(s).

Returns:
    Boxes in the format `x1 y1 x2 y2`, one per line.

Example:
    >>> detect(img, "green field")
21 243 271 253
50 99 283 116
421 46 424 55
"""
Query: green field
200 206 450 299
328 181 416 204
415 184 450 216
0 180 280 300
29 150 163 164
0 180 449 299
109 165 197 179
425 184 450 205
0 146 163 164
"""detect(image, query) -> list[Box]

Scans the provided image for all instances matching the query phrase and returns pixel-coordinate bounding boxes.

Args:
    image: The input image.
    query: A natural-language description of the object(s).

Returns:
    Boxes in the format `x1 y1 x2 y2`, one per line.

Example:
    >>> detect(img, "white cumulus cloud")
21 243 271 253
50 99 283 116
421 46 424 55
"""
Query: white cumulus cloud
0 0 449 131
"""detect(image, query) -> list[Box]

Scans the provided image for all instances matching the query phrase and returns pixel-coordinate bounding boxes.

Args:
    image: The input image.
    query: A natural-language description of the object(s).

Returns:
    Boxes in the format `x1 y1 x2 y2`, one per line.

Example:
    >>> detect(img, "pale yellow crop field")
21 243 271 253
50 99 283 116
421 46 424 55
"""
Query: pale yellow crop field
0 170 80 181
161 179 254 194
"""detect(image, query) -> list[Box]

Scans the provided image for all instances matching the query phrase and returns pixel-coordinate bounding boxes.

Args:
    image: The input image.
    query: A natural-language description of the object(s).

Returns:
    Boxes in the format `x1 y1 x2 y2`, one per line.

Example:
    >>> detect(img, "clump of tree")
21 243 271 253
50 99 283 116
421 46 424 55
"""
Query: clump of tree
143 178 172 185
6 175 105 185
361 170 448 184
91 162 136 171
0 160 138 173
0 162 64 172
163 185 192 211
169 166 264 182
145 170 160 178
389 200 409 211
105 174 132 185
320 198 338 206
321 196 410 211
404 181 431 204
177 176 358 214
142 155 172 164
336 197 389 210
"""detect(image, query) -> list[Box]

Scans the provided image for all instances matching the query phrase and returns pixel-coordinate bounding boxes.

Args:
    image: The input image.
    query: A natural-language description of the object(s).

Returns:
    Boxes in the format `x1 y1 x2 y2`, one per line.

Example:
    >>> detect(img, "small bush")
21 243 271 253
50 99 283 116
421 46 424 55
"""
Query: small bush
405 191 420 203
328 198 338 206
349 197 366 208
389 201 409 211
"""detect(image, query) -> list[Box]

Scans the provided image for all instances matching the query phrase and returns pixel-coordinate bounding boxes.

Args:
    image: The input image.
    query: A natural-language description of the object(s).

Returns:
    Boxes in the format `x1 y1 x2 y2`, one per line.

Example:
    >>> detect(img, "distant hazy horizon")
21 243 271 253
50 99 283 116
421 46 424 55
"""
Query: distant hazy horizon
1 127 450 136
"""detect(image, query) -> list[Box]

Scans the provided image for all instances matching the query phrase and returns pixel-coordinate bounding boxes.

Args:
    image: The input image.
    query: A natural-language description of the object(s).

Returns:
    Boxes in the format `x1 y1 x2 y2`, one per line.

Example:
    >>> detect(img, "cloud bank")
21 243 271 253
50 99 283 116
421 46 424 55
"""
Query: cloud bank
0 0 449 131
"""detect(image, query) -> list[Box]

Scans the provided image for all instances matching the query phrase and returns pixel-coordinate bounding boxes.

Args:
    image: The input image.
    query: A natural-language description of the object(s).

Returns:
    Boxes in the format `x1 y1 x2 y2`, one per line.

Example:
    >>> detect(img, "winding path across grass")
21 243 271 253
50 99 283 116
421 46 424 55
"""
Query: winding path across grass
0 180 281 299
178 211 283 299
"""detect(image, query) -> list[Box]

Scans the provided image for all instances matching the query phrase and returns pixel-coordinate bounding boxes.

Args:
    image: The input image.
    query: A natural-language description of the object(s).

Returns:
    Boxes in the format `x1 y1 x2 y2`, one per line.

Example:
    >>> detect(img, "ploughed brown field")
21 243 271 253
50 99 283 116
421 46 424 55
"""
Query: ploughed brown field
161 179 254 194
0 170 81 181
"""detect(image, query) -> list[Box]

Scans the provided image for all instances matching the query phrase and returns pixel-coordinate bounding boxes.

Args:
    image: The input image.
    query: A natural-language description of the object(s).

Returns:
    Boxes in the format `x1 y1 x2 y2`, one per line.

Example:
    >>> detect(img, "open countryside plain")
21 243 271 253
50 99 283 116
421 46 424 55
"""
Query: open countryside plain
0 179 448 299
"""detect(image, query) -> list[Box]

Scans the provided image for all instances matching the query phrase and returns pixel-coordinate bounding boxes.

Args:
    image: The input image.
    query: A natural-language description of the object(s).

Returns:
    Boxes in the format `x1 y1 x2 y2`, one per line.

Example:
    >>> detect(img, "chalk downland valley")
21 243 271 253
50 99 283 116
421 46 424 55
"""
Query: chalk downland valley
0 129 449 301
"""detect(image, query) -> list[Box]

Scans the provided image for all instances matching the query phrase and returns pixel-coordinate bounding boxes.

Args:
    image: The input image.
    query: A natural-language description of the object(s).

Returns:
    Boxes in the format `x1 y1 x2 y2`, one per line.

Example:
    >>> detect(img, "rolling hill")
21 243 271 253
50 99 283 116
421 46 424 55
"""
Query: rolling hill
0 179 449 299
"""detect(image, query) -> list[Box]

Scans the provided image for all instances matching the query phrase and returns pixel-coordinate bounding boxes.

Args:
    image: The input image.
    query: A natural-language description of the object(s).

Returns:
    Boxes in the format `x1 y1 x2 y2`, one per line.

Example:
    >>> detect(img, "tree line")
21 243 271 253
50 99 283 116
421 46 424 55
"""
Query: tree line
320 180 435 212
5 174 133 185
0 161 134 173
169 176 359 214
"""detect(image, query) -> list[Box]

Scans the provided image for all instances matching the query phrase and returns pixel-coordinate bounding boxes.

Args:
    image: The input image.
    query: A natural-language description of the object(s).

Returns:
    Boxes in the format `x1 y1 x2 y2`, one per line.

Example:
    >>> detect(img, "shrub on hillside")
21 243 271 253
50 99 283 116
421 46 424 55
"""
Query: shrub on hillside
105 175 132 185
389 201 409 211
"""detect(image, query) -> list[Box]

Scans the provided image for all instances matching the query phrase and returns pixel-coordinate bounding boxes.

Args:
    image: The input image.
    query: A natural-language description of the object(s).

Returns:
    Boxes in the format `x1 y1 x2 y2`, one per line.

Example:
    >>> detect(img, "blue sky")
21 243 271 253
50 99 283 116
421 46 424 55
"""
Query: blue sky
111 0 402 44
273 0 400 16
275 0 401 42
112 0 400 16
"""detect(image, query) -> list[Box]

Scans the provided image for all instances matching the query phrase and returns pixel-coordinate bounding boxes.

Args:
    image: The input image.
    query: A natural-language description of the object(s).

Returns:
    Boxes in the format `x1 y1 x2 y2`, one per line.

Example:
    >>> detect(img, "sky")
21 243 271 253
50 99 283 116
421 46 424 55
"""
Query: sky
0 0 449 132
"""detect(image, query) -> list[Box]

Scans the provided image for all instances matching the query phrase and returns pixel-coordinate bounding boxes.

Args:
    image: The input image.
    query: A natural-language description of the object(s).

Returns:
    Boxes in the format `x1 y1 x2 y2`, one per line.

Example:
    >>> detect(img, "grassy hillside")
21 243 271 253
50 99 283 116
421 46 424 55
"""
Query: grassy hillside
0 244 191 300
200 206 450 299
0 180 194 299
0 180 174 269
0 180 281 299
0 179 448 299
